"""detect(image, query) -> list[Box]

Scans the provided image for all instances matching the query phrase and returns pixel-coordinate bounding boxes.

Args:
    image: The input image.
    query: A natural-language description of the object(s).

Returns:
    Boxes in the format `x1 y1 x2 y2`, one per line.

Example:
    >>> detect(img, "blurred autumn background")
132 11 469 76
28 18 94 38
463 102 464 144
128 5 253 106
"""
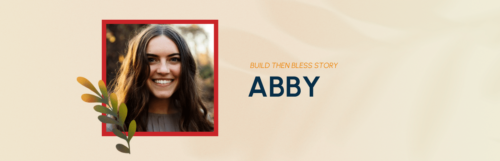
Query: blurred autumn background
105 24 215 122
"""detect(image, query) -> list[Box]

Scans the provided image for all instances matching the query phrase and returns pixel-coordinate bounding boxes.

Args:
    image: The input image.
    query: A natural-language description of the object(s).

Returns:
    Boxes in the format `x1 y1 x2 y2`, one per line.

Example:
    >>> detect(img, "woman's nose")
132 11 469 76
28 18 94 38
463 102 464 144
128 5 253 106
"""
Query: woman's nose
157 61 170 74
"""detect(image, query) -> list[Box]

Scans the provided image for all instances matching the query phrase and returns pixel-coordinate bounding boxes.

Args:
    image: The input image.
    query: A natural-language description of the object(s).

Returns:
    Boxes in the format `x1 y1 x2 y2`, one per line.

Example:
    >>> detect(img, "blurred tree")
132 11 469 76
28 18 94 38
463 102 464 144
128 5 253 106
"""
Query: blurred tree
178 24 209 62
106 24 147 86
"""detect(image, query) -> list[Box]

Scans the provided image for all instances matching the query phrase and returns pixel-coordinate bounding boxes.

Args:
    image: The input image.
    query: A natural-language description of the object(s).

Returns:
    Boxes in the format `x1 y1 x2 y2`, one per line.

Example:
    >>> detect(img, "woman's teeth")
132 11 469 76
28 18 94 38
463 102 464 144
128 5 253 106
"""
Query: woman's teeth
155 80 172 84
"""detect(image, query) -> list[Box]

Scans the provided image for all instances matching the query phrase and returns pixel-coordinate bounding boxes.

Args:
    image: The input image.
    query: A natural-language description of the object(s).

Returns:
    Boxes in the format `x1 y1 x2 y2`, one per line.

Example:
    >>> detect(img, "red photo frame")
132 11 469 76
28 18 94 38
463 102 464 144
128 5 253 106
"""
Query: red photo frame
102 20 218 136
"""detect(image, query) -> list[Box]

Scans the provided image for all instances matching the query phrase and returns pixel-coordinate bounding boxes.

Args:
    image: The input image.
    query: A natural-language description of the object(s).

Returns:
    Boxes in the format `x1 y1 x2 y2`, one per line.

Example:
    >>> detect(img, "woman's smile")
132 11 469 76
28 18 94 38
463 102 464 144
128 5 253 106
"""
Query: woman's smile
152 79 174 86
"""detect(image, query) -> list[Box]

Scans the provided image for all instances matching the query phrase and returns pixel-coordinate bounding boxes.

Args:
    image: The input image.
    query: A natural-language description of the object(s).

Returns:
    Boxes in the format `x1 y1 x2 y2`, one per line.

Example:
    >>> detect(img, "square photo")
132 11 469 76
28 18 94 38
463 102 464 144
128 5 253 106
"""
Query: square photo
102 20 218 136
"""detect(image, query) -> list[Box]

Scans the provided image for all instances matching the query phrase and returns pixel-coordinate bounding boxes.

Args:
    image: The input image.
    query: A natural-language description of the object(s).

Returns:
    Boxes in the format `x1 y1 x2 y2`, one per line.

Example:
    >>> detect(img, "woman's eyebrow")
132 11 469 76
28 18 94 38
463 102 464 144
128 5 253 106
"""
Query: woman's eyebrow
167 53 180 57
146 53 158 57
146 53 179 57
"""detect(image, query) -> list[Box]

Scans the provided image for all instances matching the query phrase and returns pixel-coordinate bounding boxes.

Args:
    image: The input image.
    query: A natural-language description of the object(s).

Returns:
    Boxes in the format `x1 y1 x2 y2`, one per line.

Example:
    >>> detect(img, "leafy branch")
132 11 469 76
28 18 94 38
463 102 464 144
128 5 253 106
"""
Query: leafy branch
77 77 136 154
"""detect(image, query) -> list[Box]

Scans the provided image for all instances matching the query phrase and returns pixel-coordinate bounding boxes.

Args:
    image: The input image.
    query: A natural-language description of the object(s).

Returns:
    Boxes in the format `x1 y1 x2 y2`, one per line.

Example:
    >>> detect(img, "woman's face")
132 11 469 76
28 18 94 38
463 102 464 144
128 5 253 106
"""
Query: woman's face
145 35 181 99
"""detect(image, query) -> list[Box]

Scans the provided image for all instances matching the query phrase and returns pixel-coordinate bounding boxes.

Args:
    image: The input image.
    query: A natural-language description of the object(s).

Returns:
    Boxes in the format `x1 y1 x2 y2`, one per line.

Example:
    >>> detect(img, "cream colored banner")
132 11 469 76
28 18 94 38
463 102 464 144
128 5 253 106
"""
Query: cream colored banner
1 0 500 160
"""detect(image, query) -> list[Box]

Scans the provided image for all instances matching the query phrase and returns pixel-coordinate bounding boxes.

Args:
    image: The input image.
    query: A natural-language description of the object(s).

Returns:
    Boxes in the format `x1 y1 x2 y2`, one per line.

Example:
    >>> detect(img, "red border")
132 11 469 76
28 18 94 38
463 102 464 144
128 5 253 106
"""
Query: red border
102 20 218 136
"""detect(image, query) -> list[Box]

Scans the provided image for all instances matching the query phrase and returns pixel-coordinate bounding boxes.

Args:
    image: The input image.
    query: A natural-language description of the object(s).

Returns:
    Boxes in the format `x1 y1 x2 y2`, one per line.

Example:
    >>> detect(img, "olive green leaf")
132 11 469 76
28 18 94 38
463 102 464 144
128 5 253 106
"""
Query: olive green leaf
77 77 101 97
112 128 127 141
118 103 128 125
116 144 130 154
128 120 137 142
81 94 102 103
98 115 122 127
110 93 118 114
94 105 117 117
98 80 108 105
78 77 136 154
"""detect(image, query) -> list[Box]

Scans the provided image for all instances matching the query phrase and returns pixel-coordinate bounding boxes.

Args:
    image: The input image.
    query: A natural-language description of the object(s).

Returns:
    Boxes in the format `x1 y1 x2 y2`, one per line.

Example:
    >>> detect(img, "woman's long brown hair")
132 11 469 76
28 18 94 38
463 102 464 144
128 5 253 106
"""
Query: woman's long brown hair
110 25 213 132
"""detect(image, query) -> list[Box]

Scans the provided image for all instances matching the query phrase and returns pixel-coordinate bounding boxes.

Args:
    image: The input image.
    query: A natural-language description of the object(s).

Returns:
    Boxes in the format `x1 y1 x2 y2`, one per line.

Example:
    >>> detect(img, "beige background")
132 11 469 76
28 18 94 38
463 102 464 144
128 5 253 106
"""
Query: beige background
1 0 500 160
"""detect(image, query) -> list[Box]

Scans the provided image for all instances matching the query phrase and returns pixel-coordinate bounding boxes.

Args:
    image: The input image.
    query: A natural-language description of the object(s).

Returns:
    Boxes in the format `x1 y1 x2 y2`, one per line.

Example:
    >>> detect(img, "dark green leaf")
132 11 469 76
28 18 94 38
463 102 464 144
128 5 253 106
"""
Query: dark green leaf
118 103 128 125
77 77 101 97
94 105 117 117
128 120 136 142
98 80 108 105
97 115 122 126
112 128 127 141
116 144 130 153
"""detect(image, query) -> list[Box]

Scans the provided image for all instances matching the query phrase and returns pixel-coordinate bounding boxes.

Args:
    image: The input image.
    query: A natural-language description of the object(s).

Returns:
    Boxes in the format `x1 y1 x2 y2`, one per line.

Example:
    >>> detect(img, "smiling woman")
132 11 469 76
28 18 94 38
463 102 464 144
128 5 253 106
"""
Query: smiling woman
109 25 214 132
146 36 181 100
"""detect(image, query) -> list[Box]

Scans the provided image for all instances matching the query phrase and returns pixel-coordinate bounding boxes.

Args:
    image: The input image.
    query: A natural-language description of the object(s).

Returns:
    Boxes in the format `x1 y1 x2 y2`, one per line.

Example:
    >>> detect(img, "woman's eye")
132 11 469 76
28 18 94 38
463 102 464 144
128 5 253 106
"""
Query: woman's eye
171 58 180 62
147 58 157 63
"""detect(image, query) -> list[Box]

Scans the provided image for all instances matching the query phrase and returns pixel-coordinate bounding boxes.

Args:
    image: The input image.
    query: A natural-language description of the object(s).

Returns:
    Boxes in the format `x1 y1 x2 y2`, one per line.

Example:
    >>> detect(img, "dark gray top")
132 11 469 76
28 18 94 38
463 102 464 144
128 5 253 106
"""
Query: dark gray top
147 112 181 132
